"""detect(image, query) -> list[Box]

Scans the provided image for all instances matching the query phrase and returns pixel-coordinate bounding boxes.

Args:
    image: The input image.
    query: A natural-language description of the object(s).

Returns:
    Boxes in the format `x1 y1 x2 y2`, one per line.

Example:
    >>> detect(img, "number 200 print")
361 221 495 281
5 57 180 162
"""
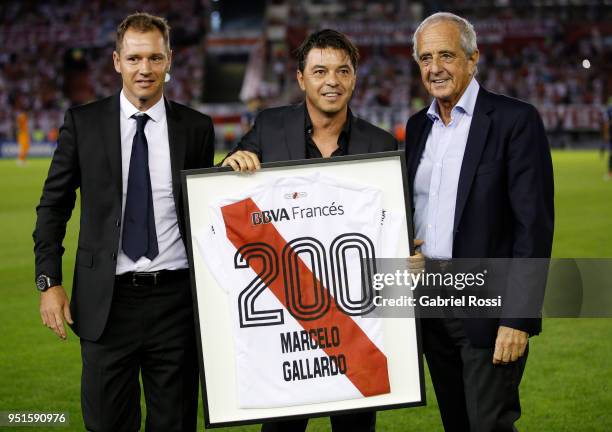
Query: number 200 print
234 233 378 328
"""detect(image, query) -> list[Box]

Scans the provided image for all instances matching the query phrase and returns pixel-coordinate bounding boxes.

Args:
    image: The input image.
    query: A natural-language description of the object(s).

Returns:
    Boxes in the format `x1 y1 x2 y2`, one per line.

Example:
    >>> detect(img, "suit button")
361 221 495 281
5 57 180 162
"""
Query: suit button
115 219 121 227
112 252 117 261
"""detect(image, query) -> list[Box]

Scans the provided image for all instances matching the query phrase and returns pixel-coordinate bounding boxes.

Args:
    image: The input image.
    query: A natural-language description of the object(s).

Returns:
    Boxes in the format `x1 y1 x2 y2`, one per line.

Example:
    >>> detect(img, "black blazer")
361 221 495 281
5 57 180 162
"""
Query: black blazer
33 93 215 341
231 102 397 160
405 87 554 347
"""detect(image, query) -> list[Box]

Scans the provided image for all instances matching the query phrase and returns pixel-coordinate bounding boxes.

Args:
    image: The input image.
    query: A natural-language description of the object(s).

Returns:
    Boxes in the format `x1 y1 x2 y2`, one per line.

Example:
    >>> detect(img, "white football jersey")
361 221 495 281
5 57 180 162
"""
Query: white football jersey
196 172 404 408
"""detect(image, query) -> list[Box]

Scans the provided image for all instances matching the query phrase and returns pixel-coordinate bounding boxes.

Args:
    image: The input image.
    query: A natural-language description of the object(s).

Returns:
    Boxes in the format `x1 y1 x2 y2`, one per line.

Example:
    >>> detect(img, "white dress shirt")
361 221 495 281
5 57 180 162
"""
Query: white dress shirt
414 78 480 259
115 90 188 274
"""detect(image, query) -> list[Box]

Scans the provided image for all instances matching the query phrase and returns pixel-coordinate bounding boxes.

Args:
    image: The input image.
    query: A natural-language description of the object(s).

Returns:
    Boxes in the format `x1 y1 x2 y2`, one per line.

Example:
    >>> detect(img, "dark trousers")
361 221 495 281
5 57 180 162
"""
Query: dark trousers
261 412 376 432
422 318 528 432
80 275 199 432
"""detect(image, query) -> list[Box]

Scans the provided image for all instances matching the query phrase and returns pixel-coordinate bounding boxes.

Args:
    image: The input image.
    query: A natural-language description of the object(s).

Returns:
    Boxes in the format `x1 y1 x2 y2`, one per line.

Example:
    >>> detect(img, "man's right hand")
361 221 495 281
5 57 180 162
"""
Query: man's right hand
40 285 73 340
222 150 261 172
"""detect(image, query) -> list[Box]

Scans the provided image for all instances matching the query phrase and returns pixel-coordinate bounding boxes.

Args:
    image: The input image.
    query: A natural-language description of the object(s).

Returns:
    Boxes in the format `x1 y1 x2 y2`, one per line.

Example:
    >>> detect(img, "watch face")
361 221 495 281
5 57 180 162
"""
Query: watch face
36 275 47 291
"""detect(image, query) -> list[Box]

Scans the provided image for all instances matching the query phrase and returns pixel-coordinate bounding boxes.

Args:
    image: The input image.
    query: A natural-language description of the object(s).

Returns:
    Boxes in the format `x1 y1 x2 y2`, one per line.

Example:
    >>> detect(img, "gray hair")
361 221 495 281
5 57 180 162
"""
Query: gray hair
412 12 478 61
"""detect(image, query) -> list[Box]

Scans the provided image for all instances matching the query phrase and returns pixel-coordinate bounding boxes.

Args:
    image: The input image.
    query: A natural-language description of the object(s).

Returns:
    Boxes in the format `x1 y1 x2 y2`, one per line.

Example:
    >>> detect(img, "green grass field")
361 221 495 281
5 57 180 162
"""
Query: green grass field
0 151 610 431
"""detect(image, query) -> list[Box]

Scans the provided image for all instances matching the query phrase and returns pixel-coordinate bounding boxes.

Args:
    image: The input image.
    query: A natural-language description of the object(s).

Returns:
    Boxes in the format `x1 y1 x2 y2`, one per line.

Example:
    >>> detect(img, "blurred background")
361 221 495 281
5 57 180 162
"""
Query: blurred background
1 1 611 431
1 0 611 156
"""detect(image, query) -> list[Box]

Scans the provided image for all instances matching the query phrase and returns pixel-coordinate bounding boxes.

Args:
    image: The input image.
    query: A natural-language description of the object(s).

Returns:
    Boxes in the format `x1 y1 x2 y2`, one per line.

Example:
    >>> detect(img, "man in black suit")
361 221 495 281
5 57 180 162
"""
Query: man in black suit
405 12 554 432
33 13 214 432
223 30 396 432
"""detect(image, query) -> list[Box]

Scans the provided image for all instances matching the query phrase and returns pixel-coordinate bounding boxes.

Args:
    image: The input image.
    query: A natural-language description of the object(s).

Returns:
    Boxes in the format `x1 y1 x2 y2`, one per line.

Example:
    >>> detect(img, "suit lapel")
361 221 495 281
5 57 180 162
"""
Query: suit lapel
283 103 306 160
453 88 493 233
103 93 122 202
165 99 186 212
347 115 371 155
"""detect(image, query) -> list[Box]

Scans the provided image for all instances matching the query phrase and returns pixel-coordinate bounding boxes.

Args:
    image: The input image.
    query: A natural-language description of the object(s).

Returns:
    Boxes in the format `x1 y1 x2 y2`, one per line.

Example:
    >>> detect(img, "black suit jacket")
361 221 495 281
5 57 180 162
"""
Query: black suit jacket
229 103 395 427
232 102 397 160
33 93 215 341
405 87 554 347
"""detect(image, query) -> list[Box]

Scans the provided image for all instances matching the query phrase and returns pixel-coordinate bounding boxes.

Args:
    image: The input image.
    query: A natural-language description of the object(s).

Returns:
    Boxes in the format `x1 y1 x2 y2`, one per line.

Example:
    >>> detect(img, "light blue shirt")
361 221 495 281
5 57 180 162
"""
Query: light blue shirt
414 78 480 259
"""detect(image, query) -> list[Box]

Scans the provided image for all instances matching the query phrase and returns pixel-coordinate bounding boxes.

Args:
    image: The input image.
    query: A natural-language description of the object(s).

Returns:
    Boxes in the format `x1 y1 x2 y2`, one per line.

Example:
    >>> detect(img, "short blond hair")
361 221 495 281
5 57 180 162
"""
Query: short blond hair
116 12 171 53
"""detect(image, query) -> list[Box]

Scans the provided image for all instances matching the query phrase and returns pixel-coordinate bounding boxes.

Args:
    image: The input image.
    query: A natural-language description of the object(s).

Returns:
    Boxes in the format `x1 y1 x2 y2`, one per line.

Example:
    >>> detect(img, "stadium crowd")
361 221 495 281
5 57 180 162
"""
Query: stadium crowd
1 0 610 143
261 1 611 134
0 0 208 141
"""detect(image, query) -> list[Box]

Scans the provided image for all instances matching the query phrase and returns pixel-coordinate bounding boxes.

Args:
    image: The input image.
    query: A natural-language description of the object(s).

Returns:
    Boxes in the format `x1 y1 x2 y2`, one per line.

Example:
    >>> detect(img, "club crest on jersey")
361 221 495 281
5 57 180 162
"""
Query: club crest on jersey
284 191 307 200
251 208 290 225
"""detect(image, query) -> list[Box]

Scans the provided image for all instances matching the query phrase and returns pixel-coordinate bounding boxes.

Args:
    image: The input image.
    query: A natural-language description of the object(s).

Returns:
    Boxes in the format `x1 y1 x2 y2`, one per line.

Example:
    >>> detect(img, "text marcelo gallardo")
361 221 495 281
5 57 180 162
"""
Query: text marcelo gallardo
280 326 346 381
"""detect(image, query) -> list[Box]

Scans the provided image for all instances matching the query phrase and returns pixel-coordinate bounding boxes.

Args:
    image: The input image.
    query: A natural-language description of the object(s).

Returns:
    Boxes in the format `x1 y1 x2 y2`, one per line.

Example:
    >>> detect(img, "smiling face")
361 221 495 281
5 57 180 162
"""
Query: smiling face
416 20 478 108
297 47 356 118
113 28 172 111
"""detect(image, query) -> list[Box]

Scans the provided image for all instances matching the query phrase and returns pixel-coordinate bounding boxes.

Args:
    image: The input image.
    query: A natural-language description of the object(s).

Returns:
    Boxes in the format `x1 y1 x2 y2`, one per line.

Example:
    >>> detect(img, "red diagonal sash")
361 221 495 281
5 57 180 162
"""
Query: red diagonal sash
221 198 390 397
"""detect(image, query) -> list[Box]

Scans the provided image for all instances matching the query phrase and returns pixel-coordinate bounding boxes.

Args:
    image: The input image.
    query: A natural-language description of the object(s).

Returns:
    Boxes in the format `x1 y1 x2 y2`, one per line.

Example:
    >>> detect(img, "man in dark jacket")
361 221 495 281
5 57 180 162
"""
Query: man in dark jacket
33 13 214 432
405 12 554 432
224 29 397 432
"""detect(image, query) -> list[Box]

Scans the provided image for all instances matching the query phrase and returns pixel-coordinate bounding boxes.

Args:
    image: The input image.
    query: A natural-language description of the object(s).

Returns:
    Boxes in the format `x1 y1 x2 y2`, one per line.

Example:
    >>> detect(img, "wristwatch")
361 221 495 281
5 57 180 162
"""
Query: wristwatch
36 274 61 292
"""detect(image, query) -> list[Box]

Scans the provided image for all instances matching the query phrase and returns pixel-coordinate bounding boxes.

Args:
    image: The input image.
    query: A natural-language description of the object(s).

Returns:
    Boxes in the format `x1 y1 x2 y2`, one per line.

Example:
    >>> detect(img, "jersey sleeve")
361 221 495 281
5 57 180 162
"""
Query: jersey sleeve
378 209 406 258
193 204 235 294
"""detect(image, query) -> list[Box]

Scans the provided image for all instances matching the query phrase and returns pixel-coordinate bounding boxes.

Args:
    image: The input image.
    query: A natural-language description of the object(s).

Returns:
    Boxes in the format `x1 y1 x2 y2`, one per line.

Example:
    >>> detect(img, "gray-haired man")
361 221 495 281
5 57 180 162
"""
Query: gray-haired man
405 12 553 432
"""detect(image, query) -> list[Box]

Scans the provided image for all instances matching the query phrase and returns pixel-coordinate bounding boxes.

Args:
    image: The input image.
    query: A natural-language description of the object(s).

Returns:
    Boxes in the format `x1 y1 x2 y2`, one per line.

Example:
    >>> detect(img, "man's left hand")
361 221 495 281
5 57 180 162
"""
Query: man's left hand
493 326 528 365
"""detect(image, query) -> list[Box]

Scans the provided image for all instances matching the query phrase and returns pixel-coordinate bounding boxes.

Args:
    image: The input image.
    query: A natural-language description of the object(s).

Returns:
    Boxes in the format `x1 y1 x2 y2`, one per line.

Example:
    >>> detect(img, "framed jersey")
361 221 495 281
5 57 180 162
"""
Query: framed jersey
182 151 425 428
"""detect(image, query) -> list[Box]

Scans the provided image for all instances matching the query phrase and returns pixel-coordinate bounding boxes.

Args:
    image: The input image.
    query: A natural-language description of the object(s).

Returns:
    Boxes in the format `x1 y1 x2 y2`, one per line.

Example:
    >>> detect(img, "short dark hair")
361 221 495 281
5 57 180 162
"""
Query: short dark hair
116 12 171 53
295 29 359 72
